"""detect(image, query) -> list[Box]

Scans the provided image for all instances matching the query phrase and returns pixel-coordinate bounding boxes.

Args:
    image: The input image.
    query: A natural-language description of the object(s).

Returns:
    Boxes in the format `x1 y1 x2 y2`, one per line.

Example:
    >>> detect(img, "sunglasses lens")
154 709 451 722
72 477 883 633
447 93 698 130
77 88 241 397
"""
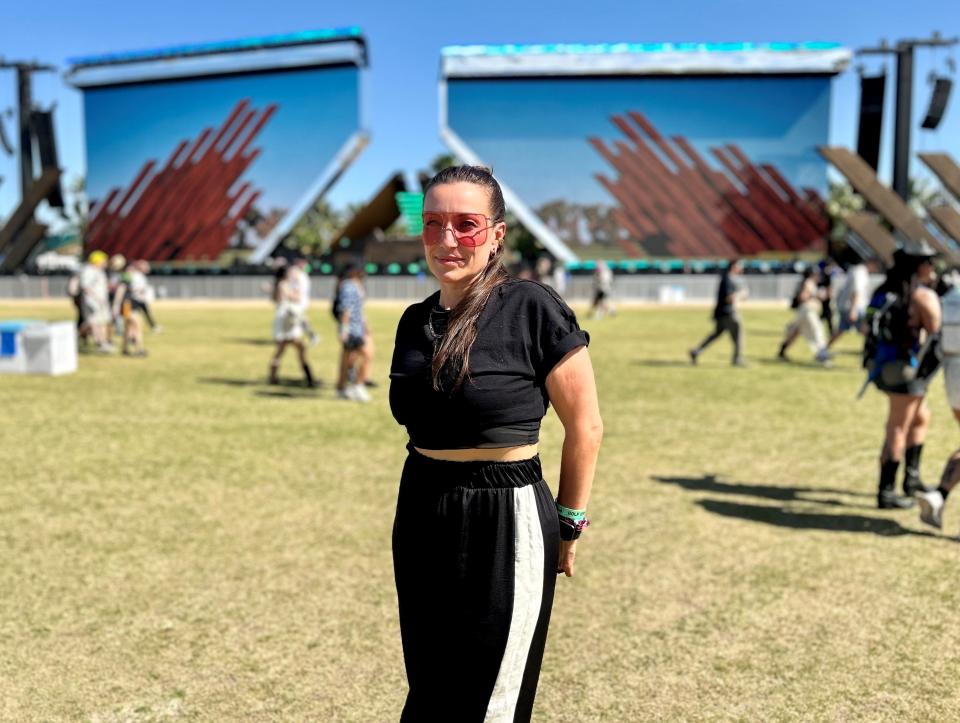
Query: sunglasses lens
422 214 443 245
421 213 490 246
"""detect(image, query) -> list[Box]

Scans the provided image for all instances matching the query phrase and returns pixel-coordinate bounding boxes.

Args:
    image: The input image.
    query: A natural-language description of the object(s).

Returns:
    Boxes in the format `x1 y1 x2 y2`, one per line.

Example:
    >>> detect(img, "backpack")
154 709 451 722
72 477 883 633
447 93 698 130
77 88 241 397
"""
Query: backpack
862 288 939 385
862 290 905 371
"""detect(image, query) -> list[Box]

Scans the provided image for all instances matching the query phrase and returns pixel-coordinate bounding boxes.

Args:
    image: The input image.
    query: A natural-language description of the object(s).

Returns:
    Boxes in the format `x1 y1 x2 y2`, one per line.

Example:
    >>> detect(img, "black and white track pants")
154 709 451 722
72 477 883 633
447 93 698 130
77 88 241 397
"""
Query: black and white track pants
392 445 559 722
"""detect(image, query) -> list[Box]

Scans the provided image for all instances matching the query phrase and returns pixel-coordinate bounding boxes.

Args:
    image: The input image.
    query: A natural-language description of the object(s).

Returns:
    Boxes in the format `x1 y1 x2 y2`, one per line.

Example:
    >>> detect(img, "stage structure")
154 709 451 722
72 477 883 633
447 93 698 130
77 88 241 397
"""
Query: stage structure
66 28 369 263
440 42 851 261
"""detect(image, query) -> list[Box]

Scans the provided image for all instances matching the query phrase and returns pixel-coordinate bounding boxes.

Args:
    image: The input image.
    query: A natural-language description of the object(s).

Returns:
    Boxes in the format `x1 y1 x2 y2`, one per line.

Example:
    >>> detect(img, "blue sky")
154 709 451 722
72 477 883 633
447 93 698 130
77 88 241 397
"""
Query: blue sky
84 67 358 213
448 76 831 207
1 0 959 221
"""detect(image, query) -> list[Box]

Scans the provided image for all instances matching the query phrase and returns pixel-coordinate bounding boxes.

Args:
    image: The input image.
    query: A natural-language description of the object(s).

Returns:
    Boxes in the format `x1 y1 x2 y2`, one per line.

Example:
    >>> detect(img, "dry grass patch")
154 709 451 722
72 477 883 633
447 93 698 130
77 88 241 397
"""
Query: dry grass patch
2 301 960 720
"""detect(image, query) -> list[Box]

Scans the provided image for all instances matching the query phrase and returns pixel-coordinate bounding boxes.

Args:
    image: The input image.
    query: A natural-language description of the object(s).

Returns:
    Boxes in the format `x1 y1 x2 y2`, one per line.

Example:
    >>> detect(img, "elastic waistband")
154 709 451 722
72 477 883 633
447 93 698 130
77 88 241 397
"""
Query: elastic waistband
403 443 542 490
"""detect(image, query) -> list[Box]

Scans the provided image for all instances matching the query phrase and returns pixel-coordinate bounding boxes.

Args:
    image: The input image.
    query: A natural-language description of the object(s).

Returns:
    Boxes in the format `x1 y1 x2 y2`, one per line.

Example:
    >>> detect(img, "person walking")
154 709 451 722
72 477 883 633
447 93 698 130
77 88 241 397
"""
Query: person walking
818 257 838 338
112 260 147 357
389 165 602 721
689 258 748 366
268 264 315 388
777 267 831 365
827 257 877 350
864 244 941 509
918 274 960 529
590 260 614 319
335 265 370 402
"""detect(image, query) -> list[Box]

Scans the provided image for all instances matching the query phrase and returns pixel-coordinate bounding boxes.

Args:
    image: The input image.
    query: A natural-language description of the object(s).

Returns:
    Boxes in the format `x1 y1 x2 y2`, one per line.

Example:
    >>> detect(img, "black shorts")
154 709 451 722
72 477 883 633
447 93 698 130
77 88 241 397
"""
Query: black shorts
872 361 935 397
343 335 365 351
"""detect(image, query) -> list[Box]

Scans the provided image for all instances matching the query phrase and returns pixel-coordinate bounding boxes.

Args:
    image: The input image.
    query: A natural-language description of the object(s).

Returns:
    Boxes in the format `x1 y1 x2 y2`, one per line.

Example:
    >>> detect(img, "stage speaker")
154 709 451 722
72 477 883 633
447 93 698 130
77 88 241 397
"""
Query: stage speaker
921 77 953 130
29 110 64 209
857 74 886 172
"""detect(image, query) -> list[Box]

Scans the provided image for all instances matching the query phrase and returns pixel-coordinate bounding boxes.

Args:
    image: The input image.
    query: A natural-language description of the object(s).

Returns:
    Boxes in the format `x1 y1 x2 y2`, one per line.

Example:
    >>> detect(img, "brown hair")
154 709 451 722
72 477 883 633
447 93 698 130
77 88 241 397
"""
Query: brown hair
423 165 509 391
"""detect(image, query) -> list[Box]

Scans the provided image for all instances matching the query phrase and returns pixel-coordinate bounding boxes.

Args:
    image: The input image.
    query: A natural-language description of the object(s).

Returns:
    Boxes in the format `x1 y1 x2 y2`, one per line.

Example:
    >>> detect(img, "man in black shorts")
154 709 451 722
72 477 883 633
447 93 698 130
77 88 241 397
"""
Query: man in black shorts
689 258 747 367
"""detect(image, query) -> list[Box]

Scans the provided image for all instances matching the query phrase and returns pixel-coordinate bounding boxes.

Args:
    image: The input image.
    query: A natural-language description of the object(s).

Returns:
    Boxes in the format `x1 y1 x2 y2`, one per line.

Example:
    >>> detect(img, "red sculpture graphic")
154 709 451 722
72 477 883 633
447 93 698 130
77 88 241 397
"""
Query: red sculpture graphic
86 99 277 261
590 112 829 257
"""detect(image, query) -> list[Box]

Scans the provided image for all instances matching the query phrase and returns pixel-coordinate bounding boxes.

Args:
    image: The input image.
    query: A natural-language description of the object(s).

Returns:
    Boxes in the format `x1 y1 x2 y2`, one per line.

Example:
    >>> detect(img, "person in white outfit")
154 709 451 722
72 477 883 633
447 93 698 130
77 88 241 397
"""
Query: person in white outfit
590 261 615 319
777 267 830 365
79 250 114 353
290 258 319 346
269 264 315 388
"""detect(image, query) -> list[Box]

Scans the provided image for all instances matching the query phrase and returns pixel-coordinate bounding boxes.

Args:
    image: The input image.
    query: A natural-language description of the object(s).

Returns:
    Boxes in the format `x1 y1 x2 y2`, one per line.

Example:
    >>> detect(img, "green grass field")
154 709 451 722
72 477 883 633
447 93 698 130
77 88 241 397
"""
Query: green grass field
3 299 960 721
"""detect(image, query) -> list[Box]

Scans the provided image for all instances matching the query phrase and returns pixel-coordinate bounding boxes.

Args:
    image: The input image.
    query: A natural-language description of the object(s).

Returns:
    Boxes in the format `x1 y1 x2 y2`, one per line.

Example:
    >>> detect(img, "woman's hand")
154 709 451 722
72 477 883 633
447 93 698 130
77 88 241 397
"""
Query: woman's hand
557 539 578 577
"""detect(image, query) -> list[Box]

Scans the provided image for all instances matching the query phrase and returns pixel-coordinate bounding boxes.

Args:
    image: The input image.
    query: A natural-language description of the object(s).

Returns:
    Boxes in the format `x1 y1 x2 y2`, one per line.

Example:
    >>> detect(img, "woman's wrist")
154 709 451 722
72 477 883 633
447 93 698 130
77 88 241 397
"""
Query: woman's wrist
555 500 587 521
556 499 590 541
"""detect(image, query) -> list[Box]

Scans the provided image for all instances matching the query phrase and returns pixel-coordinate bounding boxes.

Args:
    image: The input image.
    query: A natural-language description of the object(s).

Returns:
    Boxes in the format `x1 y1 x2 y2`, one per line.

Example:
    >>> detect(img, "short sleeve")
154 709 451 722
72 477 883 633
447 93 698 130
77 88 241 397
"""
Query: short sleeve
528 283 590 380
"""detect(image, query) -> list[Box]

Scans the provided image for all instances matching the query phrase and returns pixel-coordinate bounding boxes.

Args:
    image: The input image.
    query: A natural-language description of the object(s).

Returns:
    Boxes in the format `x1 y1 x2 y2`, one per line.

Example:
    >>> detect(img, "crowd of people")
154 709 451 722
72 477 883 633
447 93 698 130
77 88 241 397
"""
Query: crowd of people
68 250 159 356
688 255 879 370
266 257 376 402
688 247 960 531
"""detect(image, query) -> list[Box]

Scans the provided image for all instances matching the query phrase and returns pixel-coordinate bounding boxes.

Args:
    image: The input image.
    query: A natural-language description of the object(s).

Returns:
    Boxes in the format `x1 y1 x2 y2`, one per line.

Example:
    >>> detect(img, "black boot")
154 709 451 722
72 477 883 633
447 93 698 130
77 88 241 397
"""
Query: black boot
878 459 915 509
302 362 315 389
268 363 279 385
903 444 930 495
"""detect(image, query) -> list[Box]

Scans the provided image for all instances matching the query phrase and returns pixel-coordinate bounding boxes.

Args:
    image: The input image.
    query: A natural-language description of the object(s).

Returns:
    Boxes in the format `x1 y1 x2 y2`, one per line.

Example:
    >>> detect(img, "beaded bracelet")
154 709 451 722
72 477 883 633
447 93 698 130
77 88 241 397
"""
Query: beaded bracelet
555 501 587 522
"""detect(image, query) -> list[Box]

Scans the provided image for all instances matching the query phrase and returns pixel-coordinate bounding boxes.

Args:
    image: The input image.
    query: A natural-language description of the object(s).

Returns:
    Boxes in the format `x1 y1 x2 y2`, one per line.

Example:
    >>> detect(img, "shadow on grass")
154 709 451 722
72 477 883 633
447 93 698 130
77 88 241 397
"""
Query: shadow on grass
222 337 275 347
753 357 836 371
253 389 321 399
197 376 326 391
652 474 872 501
695 499 935 537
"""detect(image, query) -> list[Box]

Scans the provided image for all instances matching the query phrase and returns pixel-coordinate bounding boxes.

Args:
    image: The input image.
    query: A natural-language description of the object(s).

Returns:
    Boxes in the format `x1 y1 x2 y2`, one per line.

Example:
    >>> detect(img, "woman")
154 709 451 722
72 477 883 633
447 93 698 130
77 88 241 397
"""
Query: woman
867 244 941 509
268 263 315 388
335 265 371 402
389 166 603 721
112 260 146 357
777 266 830 365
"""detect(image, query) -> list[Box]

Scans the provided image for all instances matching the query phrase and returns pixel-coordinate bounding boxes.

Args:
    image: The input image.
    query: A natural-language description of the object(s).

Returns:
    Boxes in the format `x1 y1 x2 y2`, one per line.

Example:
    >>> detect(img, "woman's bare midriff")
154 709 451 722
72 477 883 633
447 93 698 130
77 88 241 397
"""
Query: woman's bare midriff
414 444 539 462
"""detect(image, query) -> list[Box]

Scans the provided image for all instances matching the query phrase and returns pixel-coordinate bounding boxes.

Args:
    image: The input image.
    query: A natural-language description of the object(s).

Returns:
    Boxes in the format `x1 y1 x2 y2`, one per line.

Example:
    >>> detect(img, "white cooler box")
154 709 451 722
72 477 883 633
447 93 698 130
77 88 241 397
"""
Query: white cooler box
0 321 77 376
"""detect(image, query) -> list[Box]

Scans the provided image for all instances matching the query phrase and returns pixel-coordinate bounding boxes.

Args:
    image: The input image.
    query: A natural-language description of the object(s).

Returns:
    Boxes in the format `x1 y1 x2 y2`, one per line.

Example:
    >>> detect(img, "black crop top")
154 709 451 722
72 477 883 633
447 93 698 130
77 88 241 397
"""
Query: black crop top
389 279 590 449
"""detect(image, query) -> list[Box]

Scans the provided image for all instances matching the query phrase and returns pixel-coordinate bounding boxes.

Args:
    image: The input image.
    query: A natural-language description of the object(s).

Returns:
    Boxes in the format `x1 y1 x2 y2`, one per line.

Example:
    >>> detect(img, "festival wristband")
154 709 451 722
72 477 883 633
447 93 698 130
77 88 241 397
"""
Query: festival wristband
555 501 587 522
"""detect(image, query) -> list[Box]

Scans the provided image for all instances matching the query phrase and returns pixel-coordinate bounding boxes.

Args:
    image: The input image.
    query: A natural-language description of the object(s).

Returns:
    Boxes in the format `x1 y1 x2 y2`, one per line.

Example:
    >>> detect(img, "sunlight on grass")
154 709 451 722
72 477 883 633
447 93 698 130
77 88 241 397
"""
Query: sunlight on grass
2 300 960 720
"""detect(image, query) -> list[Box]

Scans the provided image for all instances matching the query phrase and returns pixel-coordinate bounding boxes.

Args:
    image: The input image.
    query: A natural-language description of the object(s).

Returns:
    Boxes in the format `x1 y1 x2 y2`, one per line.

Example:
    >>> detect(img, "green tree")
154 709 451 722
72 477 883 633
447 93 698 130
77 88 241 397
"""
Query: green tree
287 198 342 254
430 153 458 173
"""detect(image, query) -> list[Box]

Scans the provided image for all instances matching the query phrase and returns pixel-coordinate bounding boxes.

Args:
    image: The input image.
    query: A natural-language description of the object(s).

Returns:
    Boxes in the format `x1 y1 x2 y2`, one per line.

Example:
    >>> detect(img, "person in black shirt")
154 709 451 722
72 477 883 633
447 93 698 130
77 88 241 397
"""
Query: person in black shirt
689 259 747 366
389 166 602 722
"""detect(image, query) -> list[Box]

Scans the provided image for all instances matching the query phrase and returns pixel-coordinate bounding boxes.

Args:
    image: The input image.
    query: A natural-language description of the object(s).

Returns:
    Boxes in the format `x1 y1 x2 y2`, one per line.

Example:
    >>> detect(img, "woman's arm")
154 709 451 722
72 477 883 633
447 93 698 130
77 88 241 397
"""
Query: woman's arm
545 345 603 577
914 286 941 335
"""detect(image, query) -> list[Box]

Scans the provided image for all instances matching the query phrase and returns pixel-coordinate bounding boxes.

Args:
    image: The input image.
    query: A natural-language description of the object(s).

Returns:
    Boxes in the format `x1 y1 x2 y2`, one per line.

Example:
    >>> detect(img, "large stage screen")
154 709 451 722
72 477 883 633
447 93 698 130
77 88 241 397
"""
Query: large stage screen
441 43 851 260
67 29 367 262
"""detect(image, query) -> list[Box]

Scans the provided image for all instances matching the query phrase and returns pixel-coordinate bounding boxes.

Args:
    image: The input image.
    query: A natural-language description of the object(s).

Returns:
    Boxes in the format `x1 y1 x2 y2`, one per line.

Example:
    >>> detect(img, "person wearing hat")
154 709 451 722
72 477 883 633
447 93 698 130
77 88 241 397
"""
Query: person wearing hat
79 250 114 353
865 241 941 509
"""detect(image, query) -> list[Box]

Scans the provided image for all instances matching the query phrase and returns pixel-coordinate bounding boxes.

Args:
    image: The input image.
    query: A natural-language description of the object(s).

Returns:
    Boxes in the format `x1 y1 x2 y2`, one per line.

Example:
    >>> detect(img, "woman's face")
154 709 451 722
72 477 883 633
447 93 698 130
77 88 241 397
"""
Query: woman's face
422 182 506 287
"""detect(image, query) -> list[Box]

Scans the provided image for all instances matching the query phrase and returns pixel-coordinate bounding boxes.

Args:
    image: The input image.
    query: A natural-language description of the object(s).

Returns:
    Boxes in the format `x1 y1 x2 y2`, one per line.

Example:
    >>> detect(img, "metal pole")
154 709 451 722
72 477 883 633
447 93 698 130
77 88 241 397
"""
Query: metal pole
892 44 913 200
16 64 34 199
